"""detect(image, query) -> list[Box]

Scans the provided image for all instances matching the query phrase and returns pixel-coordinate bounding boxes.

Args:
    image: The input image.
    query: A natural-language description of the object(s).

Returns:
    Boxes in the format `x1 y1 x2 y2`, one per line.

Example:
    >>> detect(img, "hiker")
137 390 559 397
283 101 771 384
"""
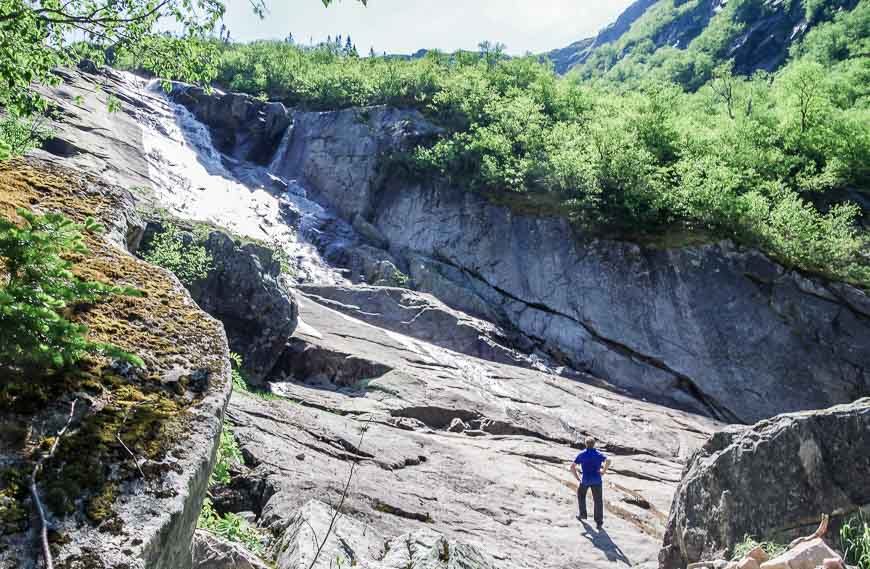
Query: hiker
571 436 610 529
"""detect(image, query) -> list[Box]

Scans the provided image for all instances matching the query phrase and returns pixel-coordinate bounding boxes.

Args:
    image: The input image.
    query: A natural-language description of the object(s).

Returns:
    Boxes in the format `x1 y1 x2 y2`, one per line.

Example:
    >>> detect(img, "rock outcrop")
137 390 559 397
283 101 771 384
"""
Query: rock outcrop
192 530 271 569
0 159 232 569
658 399 870 569
271 107 870 424
187 231 299 384
168 83 291 164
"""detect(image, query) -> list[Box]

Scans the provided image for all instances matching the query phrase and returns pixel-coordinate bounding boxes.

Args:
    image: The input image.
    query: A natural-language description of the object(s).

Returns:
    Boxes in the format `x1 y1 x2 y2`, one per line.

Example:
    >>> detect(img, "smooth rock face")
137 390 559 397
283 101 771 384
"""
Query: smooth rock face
192 530 271 569
273 106 441 220
223 294 719 569
295 284 540 369
659 399 870 569
274 109 870 424
189 231 299 383
169 83 291 164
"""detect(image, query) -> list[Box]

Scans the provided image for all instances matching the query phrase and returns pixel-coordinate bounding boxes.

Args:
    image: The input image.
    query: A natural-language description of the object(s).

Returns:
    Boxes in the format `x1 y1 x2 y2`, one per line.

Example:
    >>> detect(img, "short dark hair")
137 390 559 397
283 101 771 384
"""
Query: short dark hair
585 437 595 449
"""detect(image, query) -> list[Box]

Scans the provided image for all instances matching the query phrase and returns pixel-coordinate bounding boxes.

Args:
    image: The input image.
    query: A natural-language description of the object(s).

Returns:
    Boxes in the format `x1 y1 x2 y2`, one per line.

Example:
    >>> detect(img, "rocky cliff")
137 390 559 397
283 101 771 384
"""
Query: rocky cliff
266 106 870 425
0 159 232 569
548 0 861 76
21 64 870 569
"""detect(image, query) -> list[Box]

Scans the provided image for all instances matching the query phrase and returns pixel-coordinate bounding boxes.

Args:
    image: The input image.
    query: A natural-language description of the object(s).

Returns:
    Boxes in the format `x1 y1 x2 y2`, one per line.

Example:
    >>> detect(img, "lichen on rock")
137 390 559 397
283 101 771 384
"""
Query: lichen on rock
0 158 232 569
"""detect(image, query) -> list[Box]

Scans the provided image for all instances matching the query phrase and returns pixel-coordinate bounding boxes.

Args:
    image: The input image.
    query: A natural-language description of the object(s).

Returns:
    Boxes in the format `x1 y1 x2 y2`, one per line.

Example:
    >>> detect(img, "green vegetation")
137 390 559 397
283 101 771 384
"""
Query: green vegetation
198 422 267 555
140 223 213 286
0 0 364 158
732 535 788 560
115 4 869 287
0 208 143 371
842 513 870 569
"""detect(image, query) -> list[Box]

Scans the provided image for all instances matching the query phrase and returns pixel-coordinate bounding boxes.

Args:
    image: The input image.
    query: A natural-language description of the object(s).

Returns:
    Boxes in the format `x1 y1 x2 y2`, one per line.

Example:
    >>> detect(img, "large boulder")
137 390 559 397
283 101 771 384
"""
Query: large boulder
189 231 299 384
0 159 232 569
658 399 870 569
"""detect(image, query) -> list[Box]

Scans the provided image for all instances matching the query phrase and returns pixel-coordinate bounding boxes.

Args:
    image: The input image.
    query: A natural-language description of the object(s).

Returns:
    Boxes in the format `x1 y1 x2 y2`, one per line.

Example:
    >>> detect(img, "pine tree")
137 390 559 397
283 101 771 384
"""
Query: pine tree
0 208 143 371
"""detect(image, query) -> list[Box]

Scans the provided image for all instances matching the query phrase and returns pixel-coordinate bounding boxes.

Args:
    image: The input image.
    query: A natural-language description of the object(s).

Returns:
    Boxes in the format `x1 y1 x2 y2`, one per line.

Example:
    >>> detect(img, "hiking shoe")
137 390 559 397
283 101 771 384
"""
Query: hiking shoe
596 522 604 530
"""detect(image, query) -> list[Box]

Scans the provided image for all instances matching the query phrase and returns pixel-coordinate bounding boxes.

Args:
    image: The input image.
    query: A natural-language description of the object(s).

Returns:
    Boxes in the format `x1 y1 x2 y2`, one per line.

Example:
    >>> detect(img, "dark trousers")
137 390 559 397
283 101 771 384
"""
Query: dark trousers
578 483 604 524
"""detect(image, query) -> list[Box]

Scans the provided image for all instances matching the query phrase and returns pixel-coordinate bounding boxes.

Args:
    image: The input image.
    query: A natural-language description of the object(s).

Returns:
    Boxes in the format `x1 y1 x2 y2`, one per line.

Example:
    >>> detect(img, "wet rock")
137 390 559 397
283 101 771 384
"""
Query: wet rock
659 399 870 569
271 106 442 220
225 293 719 569
189 231 299 383
168 83 291 164
192 530 271 569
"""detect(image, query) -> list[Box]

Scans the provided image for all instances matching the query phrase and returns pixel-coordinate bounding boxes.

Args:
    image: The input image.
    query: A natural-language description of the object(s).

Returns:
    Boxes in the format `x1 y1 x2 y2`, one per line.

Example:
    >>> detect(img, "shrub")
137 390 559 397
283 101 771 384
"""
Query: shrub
198 422 266 554
732 535 788 560
140 223 213 286
0 208 143 371
841 513 870 569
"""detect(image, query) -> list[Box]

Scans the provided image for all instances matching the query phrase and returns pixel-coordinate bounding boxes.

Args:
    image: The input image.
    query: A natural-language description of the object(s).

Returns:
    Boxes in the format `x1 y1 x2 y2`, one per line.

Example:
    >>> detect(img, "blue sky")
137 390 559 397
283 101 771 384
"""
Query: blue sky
220 0 634 55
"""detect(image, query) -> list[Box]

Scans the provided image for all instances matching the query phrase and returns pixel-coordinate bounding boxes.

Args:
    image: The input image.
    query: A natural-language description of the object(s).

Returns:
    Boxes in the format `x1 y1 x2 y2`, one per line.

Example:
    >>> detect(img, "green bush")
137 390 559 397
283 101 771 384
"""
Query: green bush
841 513 870 569
140 223 213 286
198 422 266 554
0 208 143 371
731 535 788 560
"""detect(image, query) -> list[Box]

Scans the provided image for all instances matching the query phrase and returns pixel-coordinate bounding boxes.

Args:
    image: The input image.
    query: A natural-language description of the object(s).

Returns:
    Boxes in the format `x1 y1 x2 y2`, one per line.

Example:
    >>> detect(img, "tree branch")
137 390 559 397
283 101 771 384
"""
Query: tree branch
30 398 79 569
307 417 373 569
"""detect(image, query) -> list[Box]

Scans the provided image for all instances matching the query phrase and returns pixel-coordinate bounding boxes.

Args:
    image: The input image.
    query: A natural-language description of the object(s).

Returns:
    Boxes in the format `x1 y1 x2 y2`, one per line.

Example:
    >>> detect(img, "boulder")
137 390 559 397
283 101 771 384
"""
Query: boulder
192 530 270 569
758 538 839 569
659 399 870 568
189 231 299 383
0 160 232 569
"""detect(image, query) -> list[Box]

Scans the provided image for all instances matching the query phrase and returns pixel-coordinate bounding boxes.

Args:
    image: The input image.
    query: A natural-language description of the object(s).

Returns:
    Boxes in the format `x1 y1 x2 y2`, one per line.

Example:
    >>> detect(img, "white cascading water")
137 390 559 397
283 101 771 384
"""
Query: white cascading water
116 72 345 285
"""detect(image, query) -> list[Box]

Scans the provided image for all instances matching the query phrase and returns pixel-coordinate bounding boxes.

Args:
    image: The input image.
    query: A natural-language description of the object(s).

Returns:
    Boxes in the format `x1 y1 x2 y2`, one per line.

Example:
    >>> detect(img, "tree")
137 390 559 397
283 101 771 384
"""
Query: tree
0 209 143 372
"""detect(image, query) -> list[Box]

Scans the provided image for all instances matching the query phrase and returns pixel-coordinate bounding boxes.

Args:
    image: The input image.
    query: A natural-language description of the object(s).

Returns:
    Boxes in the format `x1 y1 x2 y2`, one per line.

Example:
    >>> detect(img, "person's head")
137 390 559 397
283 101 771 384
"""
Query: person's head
585 437 596 449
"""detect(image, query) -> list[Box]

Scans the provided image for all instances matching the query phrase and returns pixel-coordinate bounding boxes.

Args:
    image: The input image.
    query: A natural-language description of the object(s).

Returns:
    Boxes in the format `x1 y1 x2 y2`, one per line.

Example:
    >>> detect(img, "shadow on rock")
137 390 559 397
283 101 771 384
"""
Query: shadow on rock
580 521 632 566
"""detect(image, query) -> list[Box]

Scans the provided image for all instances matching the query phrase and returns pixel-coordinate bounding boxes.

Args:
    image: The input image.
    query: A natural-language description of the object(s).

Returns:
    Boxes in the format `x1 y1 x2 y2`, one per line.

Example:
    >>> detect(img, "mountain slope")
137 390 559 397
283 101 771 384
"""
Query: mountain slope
551 0 862 86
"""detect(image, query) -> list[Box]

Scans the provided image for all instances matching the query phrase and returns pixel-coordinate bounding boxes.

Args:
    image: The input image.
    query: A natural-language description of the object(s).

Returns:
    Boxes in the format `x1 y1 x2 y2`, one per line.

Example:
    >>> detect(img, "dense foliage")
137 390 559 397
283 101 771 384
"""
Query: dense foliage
0 209 143 371
139 223 213 286
130 1 869 286
842 513 870 569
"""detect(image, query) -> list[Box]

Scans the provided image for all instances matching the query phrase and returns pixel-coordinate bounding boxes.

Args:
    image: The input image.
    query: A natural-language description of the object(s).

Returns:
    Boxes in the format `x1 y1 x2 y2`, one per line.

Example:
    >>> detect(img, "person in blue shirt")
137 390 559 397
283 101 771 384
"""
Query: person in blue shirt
570 436 611 529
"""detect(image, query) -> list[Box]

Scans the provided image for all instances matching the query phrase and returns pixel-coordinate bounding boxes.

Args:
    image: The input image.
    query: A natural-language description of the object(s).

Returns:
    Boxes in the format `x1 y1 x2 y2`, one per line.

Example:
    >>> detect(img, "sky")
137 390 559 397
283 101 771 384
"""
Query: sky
219 0 635 55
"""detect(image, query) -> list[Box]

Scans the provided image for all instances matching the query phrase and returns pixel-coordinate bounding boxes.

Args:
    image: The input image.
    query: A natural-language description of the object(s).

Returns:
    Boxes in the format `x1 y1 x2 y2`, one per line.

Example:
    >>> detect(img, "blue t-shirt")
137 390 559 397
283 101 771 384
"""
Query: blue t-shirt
574 449 607 486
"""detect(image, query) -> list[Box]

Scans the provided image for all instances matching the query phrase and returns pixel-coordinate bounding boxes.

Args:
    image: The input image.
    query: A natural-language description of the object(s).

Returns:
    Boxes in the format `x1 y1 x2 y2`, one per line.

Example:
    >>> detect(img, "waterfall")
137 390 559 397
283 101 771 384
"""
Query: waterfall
268 123 294 174
116 73 345 285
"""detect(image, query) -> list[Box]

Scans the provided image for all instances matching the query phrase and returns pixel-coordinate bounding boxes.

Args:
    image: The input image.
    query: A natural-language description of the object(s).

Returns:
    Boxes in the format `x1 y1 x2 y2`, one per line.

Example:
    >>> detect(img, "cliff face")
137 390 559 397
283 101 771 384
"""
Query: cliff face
549 0 861 76
0 159 232 569
269 106 870 425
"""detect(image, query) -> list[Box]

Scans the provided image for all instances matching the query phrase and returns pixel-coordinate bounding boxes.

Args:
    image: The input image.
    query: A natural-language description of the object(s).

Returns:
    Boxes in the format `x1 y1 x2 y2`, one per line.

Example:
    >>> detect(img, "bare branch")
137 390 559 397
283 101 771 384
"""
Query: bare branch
30 398 79 569
307 416 373 569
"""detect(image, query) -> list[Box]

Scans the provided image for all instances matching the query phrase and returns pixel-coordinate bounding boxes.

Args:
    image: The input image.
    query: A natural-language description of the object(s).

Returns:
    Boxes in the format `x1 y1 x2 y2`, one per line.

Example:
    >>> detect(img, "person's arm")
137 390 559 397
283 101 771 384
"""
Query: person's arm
600 458 611 476
570 462 581 482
